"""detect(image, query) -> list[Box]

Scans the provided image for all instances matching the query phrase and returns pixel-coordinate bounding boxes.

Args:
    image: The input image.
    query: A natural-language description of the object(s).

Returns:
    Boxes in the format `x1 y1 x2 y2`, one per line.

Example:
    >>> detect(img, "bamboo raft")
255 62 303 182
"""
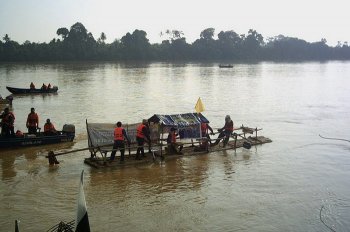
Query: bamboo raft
83 133 272 169
46 115 272 168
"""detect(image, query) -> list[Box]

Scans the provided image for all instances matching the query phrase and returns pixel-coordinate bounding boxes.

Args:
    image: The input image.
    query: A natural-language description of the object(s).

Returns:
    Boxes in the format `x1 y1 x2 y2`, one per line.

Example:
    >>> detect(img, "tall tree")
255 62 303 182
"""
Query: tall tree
98 32 107 44
120 29 150 60
200 28 215 41
56 28 69 40
3 34 10 43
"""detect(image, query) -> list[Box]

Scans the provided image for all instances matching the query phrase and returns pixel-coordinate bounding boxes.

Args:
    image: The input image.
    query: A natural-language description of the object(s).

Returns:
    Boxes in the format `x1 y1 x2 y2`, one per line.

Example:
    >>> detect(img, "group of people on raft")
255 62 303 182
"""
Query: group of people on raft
0 107 58 138
109 115 234 163
30 82 53 90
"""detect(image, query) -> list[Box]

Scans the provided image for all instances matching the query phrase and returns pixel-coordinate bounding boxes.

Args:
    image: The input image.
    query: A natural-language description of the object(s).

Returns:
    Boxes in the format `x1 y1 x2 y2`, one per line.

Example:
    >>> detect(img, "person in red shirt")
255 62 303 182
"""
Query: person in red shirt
166 127 183 154
212 115 234 147
26 107 39 134
199 122 214 150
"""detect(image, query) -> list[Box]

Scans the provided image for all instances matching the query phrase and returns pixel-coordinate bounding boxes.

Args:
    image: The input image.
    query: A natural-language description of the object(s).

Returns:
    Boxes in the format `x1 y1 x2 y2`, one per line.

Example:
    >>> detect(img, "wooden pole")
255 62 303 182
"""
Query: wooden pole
234 133 237 150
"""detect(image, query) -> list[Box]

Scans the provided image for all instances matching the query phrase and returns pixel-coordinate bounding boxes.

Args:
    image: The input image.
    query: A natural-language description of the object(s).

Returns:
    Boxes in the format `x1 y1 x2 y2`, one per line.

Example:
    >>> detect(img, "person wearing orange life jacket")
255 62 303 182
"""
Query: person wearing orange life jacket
26 107 39 134
0 107 15 137
135 119 151 160
212 115 234 147
44 118 58 136
110 121 130 163
167 127 183 154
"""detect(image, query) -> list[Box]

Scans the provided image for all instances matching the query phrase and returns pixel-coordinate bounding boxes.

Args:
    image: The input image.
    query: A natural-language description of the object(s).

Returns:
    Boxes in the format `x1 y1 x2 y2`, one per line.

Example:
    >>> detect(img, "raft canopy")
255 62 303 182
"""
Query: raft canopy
148 113 209 139
86 121 159 148
86 113 209 149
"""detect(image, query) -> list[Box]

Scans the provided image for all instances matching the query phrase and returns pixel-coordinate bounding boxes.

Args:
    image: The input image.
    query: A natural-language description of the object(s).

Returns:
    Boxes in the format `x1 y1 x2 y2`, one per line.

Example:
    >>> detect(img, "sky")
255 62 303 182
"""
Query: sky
0 0 349 46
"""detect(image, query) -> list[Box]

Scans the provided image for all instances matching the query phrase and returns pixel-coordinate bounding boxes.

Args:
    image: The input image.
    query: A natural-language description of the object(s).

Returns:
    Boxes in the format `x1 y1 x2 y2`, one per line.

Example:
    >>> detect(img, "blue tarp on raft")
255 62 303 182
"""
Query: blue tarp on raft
148 113 209 139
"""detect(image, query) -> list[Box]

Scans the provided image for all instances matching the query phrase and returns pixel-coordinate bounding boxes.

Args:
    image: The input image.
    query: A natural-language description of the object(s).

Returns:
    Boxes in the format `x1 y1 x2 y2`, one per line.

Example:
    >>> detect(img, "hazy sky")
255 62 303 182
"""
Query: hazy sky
0 0 349 46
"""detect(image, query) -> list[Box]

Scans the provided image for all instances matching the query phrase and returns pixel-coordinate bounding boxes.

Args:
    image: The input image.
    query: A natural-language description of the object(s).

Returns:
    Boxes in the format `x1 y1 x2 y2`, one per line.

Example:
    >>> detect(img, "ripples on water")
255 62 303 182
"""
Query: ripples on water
1 62 350 231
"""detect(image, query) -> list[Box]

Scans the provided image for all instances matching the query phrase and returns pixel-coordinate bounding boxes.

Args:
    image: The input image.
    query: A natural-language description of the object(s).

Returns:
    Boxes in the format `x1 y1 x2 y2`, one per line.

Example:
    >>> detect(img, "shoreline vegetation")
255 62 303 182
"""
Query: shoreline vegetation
1 22 350 62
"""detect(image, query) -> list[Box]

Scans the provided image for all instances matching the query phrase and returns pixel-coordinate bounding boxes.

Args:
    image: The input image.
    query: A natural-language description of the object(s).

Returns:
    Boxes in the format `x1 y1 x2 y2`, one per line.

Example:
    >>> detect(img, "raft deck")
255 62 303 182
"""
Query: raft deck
84 135 272 168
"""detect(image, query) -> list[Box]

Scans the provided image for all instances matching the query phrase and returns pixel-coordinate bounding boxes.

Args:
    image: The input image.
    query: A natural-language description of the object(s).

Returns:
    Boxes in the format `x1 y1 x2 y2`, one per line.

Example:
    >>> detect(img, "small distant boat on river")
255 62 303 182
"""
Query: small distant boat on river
6 86 58 94
219 64 233 68
0 124 75 149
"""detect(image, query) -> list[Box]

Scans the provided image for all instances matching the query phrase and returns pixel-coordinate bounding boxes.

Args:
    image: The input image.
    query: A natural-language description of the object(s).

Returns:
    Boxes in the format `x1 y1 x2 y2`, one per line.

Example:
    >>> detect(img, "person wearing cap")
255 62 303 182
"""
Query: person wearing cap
26 107 39 134
212 115 234 147
110 121 130 163
0 107 15 137
167 127 183 154
135 119 151 160
44 119 57 135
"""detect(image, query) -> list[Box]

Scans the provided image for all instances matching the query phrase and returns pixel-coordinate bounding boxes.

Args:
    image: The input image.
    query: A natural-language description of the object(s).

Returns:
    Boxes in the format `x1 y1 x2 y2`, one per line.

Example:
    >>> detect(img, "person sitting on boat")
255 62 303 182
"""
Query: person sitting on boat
41 83 47 90
135 119 151 160
198 121 214 151
44 119 58 136
30 82 35 89
26 107 39 134
110 121 131 163
0 107 15 137
15 130 24 137
212 115 234 147
47 83 52 89
167 127 183 155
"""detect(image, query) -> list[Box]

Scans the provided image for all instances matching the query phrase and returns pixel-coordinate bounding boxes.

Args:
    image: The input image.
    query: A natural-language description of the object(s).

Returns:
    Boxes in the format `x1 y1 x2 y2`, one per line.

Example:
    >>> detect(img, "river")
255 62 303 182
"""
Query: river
0 61 350 231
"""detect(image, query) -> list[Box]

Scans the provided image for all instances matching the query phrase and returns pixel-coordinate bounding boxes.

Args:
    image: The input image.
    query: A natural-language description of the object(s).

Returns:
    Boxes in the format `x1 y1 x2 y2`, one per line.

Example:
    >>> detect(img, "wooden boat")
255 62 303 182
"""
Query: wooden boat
0 124 75 149
6 86 58 94
219 64 233 68
84 114 272 168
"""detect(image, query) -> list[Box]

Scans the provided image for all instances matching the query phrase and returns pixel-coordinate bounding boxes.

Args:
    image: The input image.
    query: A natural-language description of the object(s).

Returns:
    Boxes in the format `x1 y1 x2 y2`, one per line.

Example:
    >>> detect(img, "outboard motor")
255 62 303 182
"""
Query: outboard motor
62 124 75 135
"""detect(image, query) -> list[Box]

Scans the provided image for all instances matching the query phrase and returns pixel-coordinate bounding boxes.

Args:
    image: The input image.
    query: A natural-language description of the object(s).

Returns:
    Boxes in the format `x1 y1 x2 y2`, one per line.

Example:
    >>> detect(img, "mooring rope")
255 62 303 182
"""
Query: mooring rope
319 205 336 232
319 134 350 143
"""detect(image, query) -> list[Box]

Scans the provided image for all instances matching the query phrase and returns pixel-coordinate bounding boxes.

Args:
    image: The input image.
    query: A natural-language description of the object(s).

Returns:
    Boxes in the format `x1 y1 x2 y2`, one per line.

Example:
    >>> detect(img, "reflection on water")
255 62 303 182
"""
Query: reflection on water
1 61 350 231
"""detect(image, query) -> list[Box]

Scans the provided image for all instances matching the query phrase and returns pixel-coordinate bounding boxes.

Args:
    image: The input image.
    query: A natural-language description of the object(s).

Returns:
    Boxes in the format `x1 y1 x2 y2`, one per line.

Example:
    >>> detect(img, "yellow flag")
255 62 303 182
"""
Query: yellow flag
195 97 205 113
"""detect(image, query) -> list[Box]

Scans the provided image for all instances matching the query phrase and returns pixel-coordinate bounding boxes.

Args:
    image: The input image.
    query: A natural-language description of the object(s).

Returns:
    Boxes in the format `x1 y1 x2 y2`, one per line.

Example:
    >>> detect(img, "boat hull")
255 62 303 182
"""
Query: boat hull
6 86 58 94
0 133 74 149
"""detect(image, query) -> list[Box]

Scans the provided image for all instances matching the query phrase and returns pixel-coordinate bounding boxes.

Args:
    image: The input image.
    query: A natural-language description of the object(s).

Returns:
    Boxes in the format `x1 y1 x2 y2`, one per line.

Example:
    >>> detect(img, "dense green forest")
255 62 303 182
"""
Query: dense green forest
1 22 349 61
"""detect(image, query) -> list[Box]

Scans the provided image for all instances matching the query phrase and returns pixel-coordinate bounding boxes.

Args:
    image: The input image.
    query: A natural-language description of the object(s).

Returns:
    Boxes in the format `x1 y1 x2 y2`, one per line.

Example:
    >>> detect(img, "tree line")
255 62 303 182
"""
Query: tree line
1 22 349 62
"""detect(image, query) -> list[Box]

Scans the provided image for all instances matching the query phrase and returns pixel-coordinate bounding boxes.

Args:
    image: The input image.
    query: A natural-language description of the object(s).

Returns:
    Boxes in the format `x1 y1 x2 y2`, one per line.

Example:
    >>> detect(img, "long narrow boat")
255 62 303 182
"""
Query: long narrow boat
6 86 58 94
219 64 233 68
0 124 75 149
